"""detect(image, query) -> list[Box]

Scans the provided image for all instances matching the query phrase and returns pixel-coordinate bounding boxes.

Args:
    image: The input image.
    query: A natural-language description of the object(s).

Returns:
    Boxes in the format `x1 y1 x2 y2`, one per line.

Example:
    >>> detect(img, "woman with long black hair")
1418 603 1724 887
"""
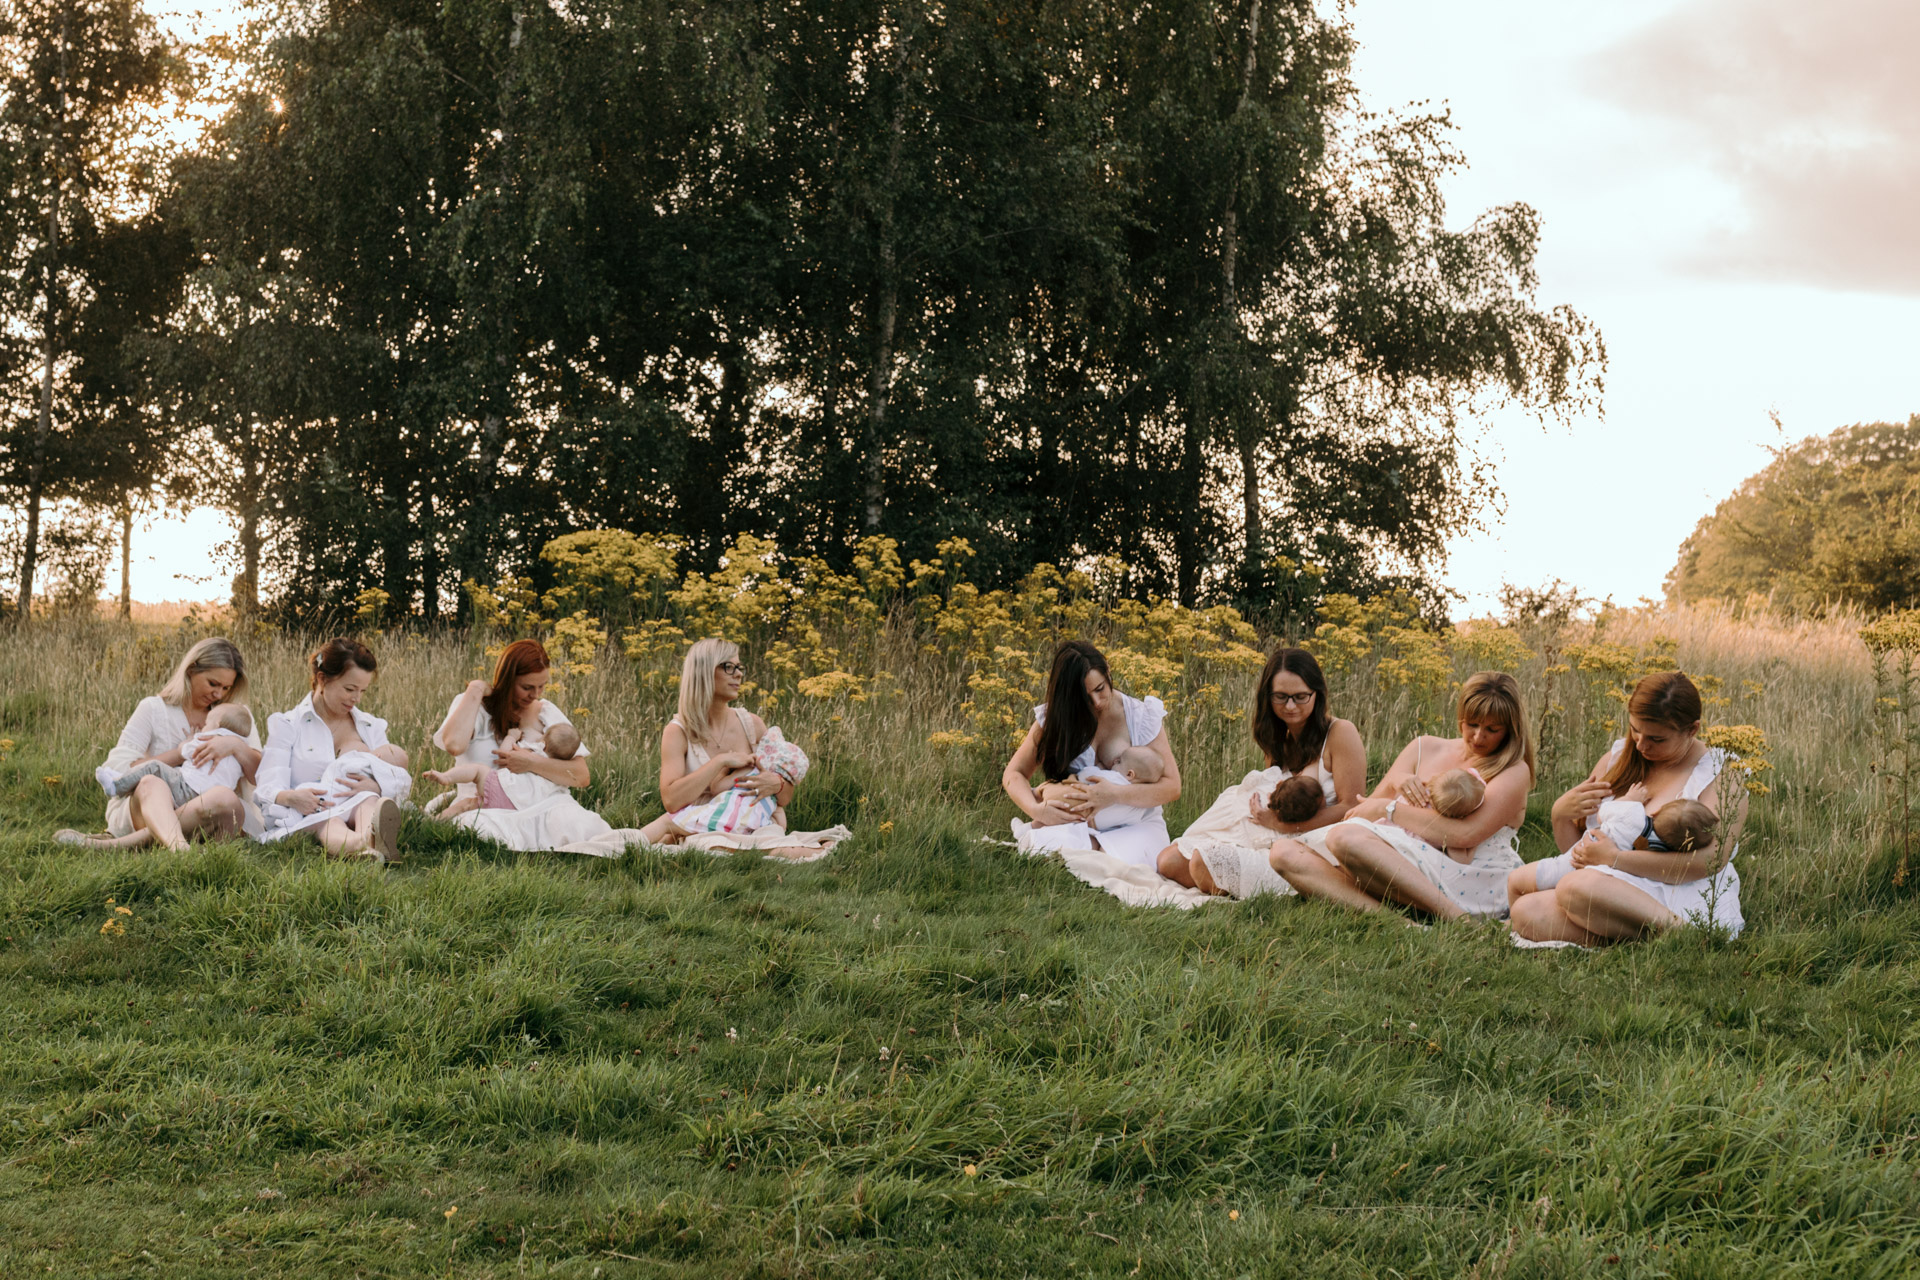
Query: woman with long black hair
1000 641 1182 868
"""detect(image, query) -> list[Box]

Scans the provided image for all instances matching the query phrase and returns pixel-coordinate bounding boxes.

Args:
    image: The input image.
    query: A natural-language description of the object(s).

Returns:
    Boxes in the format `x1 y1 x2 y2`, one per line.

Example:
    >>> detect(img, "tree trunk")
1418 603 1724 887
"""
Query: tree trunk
231 416 261 613
118 498 132 620
1225 0 1263 583
1177 368 1207 607
863 35 913 535
18 8 69 623
1238 428 1263 581
421 487 440 622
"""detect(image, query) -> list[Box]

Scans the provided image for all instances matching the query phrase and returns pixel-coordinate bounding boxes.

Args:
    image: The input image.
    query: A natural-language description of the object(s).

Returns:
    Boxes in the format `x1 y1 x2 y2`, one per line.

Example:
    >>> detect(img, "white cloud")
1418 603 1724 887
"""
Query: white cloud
1590 0 1920 294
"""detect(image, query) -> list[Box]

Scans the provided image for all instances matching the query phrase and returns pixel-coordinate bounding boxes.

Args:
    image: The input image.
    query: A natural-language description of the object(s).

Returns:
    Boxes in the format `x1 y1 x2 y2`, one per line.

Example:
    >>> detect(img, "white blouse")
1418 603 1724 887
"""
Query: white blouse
257 695 409 833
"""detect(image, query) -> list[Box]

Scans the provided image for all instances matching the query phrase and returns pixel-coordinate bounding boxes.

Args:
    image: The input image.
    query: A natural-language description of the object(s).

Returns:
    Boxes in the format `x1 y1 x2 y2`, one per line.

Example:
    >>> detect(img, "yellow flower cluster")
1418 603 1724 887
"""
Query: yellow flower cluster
1701 724 1775 796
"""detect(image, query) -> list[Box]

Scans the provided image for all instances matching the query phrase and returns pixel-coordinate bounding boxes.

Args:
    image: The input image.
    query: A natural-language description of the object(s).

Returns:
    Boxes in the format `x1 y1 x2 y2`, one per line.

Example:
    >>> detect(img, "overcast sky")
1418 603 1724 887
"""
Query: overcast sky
124 0 1920 614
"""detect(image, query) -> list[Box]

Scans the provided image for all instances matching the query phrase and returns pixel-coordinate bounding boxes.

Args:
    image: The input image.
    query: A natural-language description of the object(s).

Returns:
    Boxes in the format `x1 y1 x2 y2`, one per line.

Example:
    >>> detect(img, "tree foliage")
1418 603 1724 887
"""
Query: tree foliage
1667 415 1920 614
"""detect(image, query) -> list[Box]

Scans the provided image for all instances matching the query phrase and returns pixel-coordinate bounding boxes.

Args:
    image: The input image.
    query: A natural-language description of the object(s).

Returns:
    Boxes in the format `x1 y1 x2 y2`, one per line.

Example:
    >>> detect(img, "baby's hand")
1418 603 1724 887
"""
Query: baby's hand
1624 782 1651 803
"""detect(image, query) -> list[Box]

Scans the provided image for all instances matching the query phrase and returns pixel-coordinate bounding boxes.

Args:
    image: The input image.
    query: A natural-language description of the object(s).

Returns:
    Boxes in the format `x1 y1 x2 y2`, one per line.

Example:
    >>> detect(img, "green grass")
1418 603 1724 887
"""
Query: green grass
2 616 1917 1276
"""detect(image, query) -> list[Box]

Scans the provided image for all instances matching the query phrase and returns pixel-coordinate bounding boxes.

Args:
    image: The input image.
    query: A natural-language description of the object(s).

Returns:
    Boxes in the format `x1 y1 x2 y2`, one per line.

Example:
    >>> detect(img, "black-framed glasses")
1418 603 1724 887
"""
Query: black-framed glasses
1269 691 1316 708
717 661 745 676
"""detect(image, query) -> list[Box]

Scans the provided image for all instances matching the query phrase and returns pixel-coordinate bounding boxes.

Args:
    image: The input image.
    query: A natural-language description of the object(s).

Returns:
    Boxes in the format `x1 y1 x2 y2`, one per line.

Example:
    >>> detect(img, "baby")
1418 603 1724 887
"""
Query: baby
317 744 412 807
1267 774 1328 825
425 723 581 817
97 704 254 809
640 727 809 845
1424 767 1486 819
1011 746 1164 853
1508 784 1719 902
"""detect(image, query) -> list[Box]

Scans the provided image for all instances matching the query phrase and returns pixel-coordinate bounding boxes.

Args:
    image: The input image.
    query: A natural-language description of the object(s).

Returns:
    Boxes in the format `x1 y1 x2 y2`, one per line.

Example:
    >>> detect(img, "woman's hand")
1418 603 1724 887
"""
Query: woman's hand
1553 779 1612 829
276 785 326 815
1570 831 1621 870
732 769 783 800
1027 801 1084 828
716 751 755 774
1036 781 1092 819
1395 777 1433 809
1076 775 1127 812
494 745 541 774
188 733 238 768
1247 794 1287 833
1348 796 1392 823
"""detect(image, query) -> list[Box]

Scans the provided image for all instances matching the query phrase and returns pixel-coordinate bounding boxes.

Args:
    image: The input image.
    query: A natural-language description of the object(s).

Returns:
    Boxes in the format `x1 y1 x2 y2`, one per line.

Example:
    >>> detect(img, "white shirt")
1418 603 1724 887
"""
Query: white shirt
177 728 248 796
103 695 264 837
258 694 409 832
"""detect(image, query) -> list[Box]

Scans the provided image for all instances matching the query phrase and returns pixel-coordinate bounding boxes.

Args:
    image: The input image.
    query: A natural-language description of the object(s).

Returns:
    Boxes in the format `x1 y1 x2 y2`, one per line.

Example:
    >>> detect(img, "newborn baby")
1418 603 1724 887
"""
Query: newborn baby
639 727 809 845
318 744 412 806
1267 774 1328 825
425 723 581 817
1510 783 1719 900
1424 767 1486 819
97 704 255 809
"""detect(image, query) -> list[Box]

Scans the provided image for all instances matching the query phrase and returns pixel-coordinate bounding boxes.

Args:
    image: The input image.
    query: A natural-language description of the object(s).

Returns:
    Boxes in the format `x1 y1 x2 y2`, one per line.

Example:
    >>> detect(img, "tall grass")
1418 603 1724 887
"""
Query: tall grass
0 602 1912 1277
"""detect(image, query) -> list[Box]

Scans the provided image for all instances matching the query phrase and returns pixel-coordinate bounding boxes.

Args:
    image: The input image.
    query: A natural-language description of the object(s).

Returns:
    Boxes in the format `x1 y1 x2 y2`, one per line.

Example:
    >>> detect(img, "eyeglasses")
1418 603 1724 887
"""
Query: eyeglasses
717 661 745 676
1269 691 1316 708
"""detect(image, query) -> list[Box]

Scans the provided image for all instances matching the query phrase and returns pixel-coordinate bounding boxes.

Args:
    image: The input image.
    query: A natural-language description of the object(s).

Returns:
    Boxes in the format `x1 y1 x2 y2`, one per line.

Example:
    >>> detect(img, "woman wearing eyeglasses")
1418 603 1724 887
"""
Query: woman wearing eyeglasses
652 638 827 860
1155 647 1366 896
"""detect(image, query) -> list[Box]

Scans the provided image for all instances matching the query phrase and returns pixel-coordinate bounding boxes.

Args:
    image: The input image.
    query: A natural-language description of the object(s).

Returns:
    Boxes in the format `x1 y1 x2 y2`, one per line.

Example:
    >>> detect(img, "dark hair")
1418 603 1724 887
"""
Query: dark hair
310 638 377 693
482 639 552 735
1252 647 1331 774
1036 641 1111 782
1604 671 1702 796
1268 774 1325 824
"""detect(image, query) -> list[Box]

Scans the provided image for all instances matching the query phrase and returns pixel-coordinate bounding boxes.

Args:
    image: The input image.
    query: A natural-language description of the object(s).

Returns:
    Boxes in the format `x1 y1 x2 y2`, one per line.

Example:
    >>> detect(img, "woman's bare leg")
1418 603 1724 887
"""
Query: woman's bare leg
1156 843 1198 888
1188 851 1219 895
319 796 381 857
1551 869 1682 940
1508 888 1611 945
1272 837 1381 911
1323 826 1465 919
129 776 191 852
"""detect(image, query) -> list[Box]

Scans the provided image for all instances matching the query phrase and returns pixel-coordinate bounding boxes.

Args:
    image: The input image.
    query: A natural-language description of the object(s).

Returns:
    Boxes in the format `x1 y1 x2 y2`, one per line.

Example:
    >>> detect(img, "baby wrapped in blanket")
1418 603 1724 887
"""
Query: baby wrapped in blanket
640 727 809 845
318 745 413 806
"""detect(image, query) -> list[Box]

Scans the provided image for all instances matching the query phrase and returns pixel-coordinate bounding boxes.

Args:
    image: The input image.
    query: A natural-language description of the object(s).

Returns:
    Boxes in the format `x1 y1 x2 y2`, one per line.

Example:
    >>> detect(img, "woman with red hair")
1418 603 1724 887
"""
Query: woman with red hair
432 639 606 850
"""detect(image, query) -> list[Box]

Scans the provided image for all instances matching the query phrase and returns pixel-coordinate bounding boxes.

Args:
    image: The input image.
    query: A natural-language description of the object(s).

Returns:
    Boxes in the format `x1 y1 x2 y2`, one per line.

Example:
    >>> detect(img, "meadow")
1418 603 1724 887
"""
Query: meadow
1 545 1916 1277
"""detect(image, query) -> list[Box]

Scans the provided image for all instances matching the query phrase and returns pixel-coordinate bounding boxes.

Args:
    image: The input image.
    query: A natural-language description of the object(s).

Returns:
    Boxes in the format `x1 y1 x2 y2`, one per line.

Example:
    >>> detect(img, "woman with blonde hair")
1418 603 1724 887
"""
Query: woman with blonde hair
1274 672 1534 919
58 637 262 850
651 638 834 860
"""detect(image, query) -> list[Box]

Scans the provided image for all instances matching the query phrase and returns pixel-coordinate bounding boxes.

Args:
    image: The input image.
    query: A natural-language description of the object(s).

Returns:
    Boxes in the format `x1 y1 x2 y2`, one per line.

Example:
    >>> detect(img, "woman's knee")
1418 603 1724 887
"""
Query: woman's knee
1269 838 1318 879
1155 844 1195 886
1189 853 1217 896
1508 890 1557 938
201 786 245 830
1506 864 1534 902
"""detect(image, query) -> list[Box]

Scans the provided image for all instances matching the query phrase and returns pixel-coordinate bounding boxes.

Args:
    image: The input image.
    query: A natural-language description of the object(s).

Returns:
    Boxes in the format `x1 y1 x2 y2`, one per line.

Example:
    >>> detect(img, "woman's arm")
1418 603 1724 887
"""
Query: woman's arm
1572 831 1721 883
500 749 589 789
1260 719 1370 835
1076 726 1182 814
1001 724 1084 826
1381 763 1532 855
255 715 319 819
1550 750 1617 852
657 722 748 811
433 680 488 755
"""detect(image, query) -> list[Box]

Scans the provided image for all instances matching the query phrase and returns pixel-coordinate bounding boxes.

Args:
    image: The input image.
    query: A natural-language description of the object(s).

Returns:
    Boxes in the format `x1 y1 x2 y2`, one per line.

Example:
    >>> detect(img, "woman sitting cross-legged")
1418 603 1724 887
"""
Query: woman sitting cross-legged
1510 671 1745 943
1275 671 1533 920
648 638 832 861
58 637 263 850
1001 641 1182 868
258 638 411 862
1155 646 1366 897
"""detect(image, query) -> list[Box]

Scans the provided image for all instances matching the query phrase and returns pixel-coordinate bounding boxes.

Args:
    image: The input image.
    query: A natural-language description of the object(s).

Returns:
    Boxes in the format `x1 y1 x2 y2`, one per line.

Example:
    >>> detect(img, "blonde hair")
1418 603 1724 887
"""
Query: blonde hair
544 721 582 761
1457 671 1534 785
211 704 255 737
1116 745 1164 784
676 638 741 749
1429 768 1486 818
159 638 249 709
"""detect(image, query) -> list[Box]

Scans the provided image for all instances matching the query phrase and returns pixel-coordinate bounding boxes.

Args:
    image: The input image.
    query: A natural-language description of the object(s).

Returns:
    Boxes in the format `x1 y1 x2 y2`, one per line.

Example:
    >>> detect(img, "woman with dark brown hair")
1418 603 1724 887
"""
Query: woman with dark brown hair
1511 671 1746 943
431 639 606 850
1000 641 1183 867
258 638 410 861
1154 647 1366 896
1277 672 1534 919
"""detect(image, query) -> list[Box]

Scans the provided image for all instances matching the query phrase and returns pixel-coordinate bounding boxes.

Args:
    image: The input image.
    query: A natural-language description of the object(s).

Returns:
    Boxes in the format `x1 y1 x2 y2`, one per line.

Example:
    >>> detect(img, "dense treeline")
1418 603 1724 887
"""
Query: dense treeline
1667 415 1920 614
1 0 1602 622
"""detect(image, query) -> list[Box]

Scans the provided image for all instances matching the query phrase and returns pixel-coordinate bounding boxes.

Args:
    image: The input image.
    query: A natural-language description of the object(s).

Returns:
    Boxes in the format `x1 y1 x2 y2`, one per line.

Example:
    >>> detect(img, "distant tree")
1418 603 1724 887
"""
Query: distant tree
1667 416 1920 614
0 0 182 617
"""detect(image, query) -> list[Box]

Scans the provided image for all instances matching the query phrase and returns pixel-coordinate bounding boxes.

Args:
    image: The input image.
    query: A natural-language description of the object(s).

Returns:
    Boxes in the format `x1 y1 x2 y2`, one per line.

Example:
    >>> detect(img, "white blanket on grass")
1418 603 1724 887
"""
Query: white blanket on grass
991 836 1217 909
560 824 852 862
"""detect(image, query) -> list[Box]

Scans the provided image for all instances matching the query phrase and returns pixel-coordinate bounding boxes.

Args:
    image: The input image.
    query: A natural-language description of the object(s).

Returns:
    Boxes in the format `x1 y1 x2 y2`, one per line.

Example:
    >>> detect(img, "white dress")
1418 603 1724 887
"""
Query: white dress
1027 694 1170 870
258 696 412 842
437 697 612 851
1326 740 1523 917
99 696 265 838
1589 740 1745 936
1176 758 1340 899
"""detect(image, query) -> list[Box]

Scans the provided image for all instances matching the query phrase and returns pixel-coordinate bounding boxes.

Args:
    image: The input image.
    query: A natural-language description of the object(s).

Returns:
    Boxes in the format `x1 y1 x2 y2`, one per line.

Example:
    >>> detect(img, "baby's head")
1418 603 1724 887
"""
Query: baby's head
373 743 409 771
212 704 254 737
1428 768 1486 819
1268 774 1325 824
543 722 582 762
1117 746 1163 785
1651 799 1717 854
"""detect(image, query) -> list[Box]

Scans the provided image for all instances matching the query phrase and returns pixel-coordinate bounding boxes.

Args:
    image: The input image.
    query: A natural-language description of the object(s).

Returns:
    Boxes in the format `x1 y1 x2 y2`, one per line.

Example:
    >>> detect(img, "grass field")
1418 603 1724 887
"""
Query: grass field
2 605 1917 1278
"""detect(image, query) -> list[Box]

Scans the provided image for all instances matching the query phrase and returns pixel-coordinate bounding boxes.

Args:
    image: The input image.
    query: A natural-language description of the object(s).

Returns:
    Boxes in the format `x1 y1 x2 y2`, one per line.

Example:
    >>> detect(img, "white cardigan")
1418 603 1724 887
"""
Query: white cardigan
257 695 410 837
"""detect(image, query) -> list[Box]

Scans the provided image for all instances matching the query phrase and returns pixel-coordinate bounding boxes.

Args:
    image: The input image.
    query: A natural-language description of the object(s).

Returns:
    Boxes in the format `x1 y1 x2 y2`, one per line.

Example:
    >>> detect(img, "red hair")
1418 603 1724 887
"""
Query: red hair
481 639 551 733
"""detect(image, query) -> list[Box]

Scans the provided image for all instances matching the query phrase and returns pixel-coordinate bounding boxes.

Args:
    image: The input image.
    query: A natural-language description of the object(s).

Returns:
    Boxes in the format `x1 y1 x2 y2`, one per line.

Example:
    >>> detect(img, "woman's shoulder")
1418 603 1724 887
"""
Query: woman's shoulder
1123 692 1166 742
537 699 573 727
1325 718 1363 748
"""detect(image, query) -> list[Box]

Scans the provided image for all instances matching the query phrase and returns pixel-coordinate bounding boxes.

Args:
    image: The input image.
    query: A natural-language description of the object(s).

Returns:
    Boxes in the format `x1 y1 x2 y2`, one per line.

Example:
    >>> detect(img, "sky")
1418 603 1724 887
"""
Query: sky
117 0 1920 615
